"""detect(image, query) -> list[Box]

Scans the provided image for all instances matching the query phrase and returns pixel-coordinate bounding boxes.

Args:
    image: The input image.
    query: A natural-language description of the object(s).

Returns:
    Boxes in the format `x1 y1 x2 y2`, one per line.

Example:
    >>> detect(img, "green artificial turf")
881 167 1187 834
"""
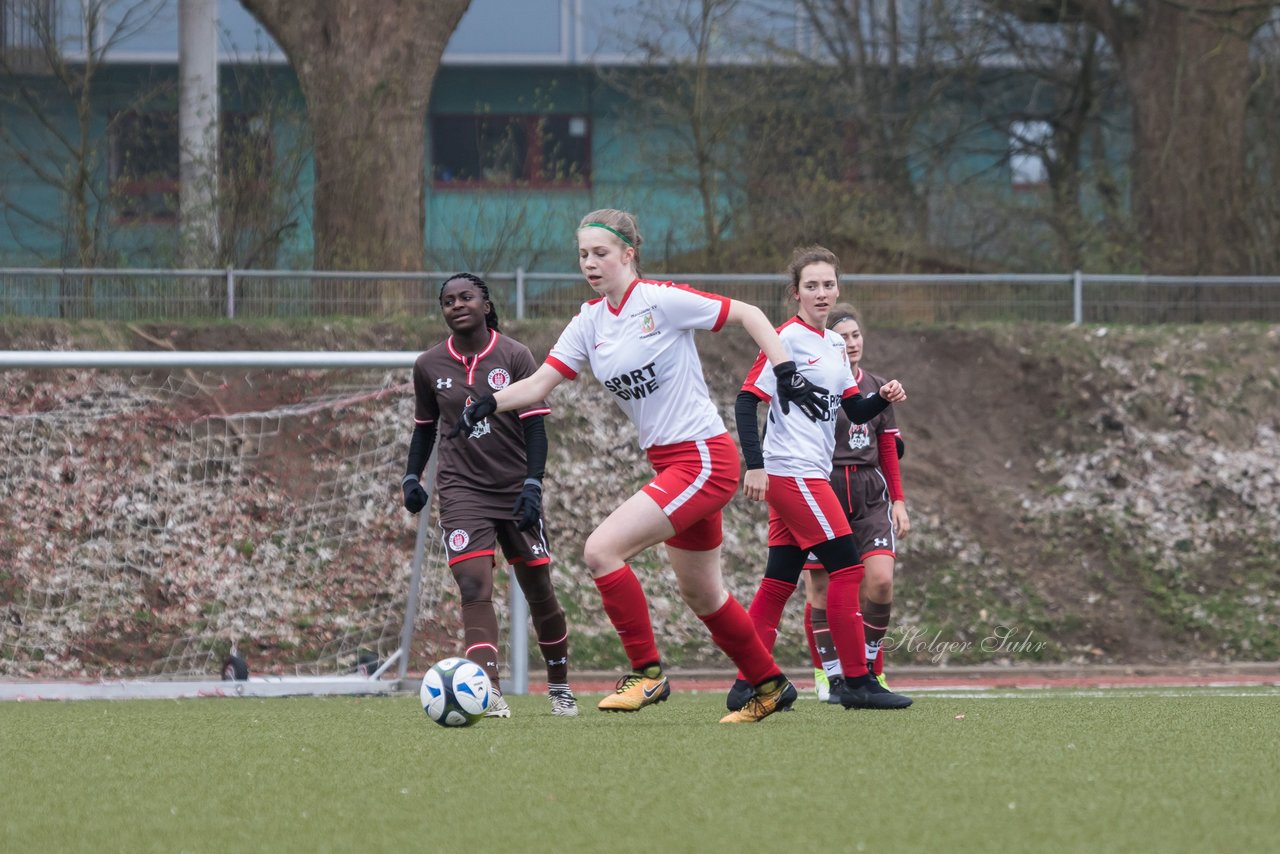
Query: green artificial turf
2 687 1277 853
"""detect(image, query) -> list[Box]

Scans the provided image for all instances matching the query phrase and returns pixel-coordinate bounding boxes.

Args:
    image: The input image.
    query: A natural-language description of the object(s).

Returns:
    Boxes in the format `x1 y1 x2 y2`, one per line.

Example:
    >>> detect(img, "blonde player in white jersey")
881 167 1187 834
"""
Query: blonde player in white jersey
730 245 913 711
451 208 828 724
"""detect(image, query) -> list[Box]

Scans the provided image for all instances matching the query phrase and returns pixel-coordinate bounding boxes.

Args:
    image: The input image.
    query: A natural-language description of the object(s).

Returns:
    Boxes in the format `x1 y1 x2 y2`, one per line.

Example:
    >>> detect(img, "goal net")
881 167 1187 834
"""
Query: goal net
0 359 466 693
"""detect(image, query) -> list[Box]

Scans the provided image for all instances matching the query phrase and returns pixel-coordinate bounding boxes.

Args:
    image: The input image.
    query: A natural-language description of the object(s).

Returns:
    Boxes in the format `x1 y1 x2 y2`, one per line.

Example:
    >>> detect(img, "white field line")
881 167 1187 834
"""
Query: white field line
874 687 1280 700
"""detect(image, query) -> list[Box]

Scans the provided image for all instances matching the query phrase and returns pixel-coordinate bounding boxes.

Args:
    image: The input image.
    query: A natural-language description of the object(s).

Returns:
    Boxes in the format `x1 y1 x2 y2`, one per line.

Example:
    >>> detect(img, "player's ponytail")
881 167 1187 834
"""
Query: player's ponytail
439 273 501 331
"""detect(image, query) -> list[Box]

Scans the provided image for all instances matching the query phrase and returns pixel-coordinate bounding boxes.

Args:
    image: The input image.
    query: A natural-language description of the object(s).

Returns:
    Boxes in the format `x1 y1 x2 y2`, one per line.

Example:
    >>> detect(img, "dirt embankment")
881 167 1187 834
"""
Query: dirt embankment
3 319 1278 671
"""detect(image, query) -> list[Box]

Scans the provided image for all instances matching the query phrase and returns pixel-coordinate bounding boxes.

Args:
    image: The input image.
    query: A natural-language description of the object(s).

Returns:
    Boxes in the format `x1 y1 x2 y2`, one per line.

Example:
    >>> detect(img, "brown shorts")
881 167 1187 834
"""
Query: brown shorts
437 488 551 568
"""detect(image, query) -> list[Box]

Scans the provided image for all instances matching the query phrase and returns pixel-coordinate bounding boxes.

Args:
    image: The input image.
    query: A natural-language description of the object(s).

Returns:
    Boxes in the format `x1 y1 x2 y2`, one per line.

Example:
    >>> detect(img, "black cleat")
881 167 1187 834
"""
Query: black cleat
825 675 846 705
840 674 913 709
726 678 754 711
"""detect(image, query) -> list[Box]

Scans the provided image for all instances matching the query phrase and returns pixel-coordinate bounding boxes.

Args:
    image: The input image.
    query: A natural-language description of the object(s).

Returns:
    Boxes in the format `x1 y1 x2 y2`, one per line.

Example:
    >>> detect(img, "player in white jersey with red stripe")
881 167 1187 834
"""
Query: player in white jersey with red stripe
729 246 913 711
452 208 828 724
802 304 911 700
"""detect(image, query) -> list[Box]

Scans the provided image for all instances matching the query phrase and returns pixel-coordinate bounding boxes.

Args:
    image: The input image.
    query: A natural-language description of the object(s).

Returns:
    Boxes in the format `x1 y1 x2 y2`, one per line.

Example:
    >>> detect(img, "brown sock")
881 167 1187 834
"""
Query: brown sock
516 566 570 685
862 598 892 669
461 600 501 685
810 607 842 678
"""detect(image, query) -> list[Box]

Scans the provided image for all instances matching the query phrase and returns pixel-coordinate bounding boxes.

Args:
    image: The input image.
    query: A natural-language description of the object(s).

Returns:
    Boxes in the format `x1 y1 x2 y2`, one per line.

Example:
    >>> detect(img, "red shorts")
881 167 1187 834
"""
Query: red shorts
642 432 740 551
766 474 853 551
804 465 896 567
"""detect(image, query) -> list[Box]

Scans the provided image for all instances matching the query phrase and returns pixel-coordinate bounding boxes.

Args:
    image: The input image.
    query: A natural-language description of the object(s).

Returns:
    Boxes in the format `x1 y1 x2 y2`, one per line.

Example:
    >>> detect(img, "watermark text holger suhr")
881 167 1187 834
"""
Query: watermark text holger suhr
883 625 1048 664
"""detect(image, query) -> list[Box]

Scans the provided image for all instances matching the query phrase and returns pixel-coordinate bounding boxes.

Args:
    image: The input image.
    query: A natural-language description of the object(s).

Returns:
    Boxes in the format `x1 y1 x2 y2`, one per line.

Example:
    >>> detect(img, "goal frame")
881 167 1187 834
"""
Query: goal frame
0 350 531 701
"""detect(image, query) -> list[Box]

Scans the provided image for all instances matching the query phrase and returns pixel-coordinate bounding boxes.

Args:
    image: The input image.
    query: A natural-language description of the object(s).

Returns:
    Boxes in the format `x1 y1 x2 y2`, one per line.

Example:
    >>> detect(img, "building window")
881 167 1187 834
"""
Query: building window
108 112 271 222
1009 119 1052 189
431 114 590 188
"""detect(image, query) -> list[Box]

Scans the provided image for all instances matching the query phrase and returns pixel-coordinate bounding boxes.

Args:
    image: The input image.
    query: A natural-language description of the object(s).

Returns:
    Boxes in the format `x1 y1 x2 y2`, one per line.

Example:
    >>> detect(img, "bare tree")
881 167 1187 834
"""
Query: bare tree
1244 17 1280 272
599 0 756 268
996 1 1273 274
239 0 471 310
0 0 165 280
974 14 1136 270
695 0 994 269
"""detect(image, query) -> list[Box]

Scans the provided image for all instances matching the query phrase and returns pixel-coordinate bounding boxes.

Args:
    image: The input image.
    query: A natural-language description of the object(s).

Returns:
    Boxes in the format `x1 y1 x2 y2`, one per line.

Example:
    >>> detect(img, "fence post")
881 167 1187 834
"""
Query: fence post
516 267 526 321
1072 270 1083 326
226 268 236 320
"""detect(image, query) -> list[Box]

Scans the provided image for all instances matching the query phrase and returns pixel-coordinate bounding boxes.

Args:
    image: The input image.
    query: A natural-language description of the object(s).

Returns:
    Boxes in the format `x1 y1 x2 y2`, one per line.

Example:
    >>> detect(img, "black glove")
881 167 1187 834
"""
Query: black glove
402 474 428 514
773 361 828 422
512 478 543 532
447 393 497 439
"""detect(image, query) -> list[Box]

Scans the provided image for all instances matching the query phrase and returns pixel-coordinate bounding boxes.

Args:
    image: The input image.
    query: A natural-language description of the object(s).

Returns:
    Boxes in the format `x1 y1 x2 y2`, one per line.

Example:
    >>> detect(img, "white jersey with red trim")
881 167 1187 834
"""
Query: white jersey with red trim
742 316 858 478
547 279 731 449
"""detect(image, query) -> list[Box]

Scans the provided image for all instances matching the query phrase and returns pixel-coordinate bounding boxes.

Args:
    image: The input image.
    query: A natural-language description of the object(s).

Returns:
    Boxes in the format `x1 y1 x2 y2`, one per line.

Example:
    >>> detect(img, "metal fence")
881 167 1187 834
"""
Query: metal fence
3 267 1280 325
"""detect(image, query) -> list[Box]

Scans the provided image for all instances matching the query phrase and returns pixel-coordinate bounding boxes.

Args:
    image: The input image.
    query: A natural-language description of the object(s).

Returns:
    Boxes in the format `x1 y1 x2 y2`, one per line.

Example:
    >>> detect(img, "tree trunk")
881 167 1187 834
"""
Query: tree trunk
1120 8 1260 274
1077 0 1267 275
240 0 471 311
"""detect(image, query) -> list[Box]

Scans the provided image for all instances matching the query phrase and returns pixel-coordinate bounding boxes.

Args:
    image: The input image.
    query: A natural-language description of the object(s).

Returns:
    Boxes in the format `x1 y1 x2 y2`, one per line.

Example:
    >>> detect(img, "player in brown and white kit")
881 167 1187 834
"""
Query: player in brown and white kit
803 303 910 698
402 273 577 718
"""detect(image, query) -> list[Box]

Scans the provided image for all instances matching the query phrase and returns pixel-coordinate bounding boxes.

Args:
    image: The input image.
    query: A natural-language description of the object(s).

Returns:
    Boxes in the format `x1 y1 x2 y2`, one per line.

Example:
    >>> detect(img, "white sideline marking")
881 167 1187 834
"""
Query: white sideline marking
904 687 1280 700
0 676 402 702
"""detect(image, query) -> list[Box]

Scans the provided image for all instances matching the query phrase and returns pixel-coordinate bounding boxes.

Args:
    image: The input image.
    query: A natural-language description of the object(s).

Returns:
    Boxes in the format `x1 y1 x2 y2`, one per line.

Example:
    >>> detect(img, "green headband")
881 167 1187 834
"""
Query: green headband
583 222 634 247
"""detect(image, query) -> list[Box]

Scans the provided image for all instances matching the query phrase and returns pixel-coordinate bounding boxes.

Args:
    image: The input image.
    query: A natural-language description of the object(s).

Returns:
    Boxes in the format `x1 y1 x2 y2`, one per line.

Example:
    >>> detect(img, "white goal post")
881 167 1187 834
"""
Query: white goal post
0 350 530 700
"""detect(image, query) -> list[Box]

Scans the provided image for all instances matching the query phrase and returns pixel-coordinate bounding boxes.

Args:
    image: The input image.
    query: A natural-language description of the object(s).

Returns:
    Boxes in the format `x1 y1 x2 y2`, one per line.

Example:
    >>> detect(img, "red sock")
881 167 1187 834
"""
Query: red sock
748 578 795 654
700 595 781 686
734 578 795 679
594 565 660 670
804 603 822 669
826 564 868 679
874 644 885 676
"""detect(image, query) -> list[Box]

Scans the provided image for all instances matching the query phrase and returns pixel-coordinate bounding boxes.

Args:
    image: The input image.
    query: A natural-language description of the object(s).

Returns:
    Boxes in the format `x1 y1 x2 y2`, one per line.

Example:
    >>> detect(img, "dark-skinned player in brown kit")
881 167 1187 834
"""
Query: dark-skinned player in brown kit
402 273 577 718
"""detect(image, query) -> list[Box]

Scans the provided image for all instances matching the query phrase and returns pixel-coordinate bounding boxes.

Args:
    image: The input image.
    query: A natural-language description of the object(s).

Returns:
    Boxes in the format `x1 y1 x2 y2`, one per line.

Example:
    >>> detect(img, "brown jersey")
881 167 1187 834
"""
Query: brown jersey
412 330 549 499
830 368 899 469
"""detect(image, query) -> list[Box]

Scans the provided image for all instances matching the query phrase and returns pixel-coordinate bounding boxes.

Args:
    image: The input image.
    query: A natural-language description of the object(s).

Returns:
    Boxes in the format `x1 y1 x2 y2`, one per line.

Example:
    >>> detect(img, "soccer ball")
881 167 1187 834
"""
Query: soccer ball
420 657 493 727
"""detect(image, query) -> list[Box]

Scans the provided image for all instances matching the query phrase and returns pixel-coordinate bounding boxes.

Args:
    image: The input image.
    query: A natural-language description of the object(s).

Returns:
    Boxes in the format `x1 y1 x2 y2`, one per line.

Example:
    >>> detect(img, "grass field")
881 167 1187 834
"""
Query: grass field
3 685 1277 853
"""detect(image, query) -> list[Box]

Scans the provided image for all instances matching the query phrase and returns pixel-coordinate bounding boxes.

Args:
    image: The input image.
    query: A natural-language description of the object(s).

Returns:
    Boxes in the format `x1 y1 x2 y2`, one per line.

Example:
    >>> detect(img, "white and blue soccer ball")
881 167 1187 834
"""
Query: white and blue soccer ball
420 657 493 727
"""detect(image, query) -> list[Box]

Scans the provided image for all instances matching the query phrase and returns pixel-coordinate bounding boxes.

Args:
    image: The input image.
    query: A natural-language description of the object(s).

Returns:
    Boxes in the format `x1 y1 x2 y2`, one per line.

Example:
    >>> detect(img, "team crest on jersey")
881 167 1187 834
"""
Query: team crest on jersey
487 368 511 390
447 529 470 552
640 310 656 335
461 395 493 439
847 424 871 450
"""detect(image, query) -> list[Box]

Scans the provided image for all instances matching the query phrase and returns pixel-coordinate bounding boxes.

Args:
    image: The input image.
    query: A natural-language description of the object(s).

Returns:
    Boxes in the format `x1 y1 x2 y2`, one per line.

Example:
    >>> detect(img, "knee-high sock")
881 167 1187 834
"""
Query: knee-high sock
700 595 781 686
862 598 892 675
461 601 501 684
516 565 570 685
826 564 868 679
809 606 842 677
735 578 796 678
804 603 822 669
594 565 660 671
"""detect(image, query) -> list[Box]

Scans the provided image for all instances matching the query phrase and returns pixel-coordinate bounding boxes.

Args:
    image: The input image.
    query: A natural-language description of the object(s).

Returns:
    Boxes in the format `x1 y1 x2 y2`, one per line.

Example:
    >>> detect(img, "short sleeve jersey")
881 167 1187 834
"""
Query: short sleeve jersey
831 368 900 469
412 330 550 497
741 316 860 479
545 279 731 449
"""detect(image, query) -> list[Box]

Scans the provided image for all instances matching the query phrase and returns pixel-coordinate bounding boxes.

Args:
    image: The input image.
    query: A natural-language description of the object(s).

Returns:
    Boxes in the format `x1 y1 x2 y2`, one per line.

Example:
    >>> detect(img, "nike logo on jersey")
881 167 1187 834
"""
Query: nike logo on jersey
807 357 822 364
594 341 605 349
649 483 668 494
